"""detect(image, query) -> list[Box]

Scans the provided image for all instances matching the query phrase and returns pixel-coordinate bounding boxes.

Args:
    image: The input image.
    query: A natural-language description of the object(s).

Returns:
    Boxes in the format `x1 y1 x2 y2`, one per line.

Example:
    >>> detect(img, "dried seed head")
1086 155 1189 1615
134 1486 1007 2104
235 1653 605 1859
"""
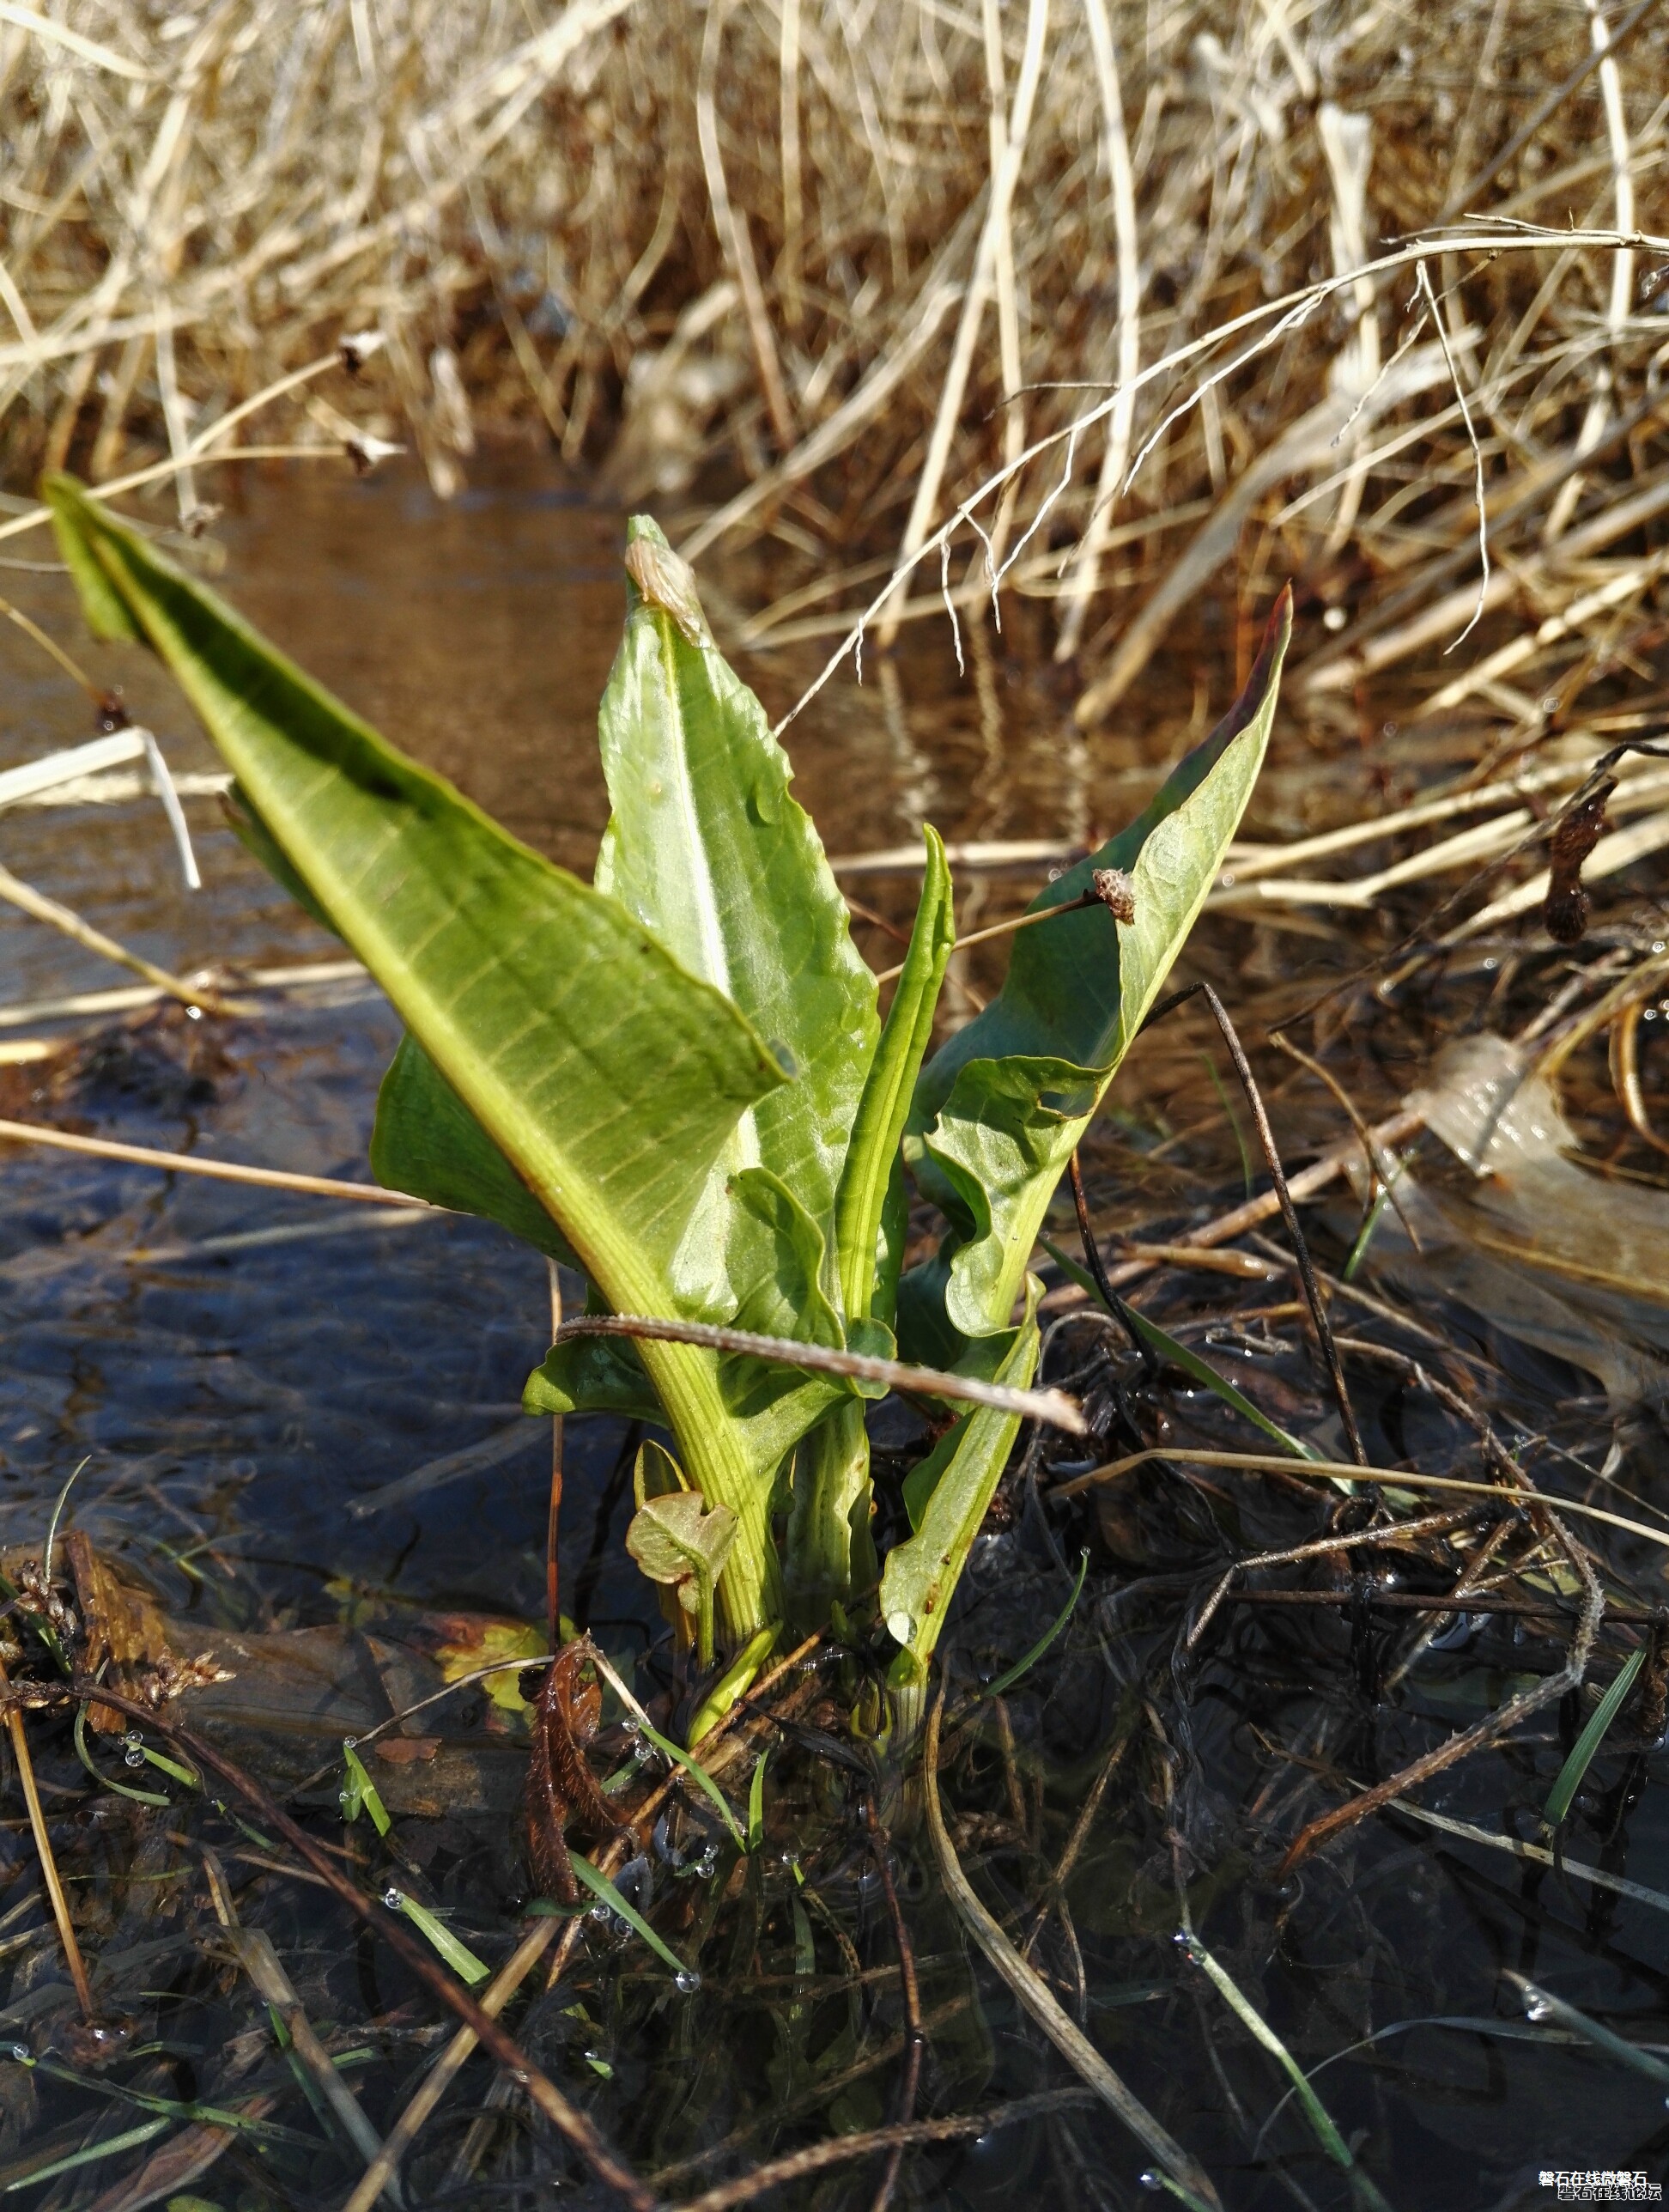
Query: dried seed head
1091 867 1137 924
625 535 713 649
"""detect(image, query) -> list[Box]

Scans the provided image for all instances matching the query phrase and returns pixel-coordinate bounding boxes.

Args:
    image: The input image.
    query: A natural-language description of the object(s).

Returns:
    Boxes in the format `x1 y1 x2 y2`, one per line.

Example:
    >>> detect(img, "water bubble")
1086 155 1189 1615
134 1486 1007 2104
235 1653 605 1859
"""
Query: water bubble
1523 1995 1553 2022
778 1850 798 1872
612 1914 632 1937
632 1738 656 1765
0 2045 28 2063
123 1747 145 1768
343 1736 357 1750
383 1887 404 1910
674 1968 701 1995
1139 2173 1164 2192
590 1901 611 1923
622 1718 640 1736
123 1730 142 1749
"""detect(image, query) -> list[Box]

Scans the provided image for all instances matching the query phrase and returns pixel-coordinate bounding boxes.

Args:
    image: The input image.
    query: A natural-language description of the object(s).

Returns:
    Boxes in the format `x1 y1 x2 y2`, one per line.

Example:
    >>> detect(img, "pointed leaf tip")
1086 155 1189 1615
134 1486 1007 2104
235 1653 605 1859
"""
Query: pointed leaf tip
1263 581 1294 654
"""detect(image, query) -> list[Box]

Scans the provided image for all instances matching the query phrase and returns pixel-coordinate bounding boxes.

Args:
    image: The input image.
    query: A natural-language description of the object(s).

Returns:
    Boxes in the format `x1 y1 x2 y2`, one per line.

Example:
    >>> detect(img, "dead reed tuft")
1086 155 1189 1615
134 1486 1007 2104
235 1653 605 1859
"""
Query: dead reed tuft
3 0 1669 733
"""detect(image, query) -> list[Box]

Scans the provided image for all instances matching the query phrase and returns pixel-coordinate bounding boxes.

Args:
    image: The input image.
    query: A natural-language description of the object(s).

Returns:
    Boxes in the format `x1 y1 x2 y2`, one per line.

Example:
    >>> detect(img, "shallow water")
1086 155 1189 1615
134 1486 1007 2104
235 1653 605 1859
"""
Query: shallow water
0 451 1665 2209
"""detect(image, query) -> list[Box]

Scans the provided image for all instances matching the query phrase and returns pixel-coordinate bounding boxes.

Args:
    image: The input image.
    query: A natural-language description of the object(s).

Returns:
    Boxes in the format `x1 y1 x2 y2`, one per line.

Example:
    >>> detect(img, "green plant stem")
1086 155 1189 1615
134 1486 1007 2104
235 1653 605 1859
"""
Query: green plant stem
639 1340 779 1640
785 1397 875 1629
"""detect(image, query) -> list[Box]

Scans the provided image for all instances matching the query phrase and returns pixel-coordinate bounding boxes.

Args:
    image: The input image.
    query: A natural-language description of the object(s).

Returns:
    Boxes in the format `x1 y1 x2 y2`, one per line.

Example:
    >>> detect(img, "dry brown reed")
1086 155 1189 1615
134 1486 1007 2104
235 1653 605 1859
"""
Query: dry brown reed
3 0 1669 734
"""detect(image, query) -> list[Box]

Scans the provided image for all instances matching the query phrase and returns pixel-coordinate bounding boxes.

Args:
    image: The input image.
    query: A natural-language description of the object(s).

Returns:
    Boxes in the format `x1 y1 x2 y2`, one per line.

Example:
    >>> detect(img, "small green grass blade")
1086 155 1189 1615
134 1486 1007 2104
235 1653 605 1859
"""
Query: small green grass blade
1543 1644 1647 1832
1343 1183 1393 1281
982 1549 1088 1699
137 1743 199 1790
16 2051 313 2144
384 1888 490 1985
567 1853 698 1985
340 1741 391 1837
747 1749 769 1852
1181 1932 1393 2212
1041 1236 1320 1460
632 1712 746 1850
73 1706 169 1808
1506 1972 1669 2086
3 2118 171 2192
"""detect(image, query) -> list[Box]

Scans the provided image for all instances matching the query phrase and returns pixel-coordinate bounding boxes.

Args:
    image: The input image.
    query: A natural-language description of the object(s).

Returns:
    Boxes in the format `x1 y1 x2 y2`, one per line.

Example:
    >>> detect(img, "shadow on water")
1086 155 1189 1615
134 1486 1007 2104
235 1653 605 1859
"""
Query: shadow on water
0 451 1663 2209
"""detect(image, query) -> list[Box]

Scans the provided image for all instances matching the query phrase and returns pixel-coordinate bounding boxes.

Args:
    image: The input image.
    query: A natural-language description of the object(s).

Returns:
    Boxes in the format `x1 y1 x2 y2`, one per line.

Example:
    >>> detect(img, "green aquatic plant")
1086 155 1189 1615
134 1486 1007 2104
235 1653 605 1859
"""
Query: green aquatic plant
45 476 1290 1729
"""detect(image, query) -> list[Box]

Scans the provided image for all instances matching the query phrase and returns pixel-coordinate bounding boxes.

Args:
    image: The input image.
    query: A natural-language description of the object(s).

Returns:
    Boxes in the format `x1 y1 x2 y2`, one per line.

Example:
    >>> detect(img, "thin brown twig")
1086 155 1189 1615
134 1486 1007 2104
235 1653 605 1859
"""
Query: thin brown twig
1278 1511 1604 1873
1143 983 1368 1464
863 1796 922 2212
1185 1508 1477 1654
667 2089 1096 2212
0 865 232 1016
1059 1108 1428 1305
1269 1030 1422 1253
1021 1721 1132 1961
0 1116 437 1209
1226 1587 1660 1627
554 1315 1086 1432
337 1916 563 2212
0 1657 93 2019
546 1260 564 1652
1049 1448 1669 1555
873 887 1098 986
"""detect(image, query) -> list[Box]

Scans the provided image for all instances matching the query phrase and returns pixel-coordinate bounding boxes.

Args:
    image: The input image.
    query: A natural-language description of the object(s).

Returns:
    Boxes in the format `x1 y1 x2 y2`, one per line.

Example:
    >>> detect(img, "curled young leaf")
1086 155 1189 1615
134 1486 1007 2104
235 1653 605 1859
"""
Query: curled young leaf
626 1492 739 1596
627 1490 739 1668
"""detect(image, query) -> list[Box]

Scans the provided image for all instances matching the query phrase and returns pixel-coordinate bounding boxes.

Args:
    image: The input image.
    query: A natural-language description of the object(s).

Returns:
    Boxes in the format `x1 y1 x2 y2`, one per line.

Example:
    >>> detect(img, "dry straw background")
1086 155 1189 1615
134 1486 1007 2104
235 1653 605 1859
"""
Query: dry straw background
3 0 1669 731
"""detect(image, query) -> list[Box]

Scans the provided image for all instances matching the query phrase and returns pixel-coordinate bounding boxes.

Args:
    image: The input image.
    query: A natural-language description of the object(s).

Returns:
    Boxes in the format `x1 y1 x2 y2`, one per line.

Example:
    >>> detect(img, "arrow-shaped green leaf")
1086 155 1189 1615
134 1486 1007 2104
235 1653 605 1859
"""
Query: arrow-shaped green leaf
901 590 1291 1351
45 476 788 1631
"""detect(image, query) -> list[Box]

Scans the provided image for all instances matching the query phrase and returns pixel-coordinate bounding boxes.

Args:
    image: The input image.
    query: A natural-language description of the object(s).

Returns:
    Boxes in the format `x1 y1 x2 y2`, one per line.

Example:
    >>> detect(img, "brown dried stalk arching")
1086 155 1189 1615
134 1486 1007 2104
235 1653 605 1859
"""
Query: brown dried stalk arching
3 1 1666 740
